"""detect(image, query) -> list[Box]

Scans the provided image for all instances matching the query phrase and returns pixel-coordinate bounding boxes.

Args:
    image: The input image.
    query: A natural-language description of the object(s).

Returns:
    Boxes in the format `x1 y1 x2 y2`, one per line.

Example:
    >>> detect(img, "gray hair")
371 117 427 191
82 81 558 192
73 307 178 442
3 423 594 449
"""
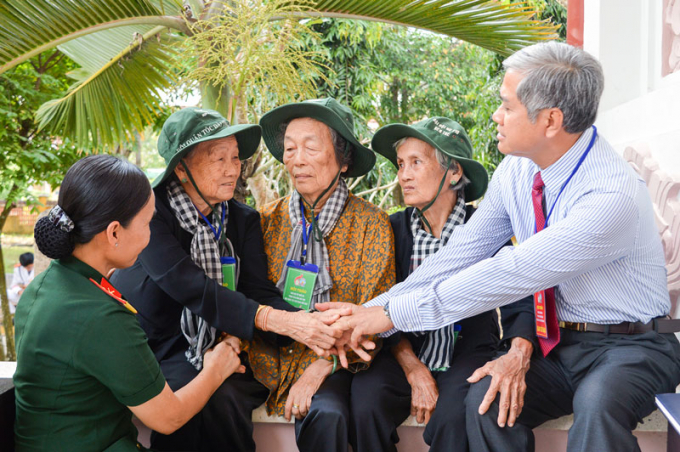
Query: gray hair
278 120 353 175
502 41 604 134
394 137 470 194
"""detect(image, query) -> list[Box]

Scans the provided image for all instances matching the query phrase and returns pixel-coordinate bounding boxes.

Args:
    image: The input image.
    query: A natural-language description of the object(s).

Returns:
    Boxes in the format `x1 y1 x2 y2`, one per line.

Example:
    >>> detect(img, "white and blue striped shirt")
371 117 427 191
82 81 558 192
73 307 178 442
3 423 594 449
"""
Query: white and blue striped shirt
366 128 670 333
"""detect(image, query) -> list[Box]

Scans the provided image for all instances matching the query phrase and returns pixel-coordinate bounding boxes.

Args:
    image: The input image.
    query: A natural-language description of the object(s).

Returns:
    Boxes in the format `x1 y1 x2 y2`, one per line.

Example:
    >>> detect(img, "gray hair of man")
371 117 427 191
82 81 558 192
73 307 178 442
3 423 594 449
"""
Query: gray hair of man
394 137 470 194
277 120 353 175
502 41 604 134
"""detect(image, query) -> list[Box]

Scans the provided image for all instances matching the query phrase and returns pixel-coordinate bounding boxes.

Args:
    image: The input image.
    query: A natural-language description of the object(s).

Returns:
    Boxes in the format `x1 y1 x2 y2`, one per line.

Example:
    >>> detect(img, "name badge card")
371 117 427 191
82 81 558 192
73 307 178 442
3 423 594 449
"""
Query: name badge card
534 290 548 338
221 257 236 291
282 260 319 311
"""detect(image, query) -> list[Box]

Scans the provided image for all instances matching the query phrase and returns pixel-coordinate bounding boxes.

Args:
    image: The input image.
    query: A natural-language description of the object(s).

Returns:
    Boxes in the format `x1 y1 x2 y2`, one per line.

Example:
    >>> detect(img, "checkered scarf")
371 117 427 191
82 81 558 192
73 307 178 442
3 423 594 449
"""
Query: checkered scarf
167 179 239 370
276 179 349 310
410 193 466 371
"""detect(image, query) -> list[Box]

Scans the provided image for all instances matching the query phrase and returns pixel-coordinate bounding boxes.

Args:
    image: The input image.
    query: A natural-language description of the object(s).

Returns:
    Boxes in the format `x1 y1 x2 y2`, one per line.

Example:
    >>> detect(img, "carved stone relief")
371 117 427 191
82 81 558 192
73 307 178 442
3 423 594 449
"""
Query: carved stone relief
666 0 680 74
624 144 680 317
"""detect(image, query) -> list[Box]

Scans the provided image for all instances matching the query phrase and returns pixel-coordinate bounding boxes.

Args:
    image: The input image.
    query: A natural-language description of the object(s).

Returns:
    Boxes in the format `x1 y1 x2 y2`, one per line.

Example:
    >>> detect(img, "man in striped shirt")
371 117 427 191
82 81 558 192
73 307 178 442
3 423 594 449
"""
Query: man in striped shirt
320 42 680 451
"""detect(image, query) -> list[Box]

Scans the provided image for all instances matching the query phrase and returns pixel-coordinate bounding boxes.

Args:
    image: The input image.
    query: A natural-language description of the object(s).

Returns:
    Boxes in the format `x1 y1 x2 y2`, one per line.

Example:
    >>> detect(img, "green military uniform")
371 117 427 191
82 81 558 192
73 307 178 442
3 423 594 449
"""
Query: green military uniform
14 256 166 451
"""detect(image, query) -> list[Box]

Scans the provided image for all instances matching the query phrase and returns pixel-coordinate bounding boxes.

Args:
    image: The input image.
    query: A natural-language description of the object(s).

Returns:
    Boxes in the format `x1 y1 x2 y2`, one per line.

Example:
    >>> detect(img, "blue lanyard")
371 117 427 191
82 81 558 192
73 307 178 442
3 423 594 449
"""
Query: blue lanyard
300 199 318 265
196 202 226 243
537 126 598 231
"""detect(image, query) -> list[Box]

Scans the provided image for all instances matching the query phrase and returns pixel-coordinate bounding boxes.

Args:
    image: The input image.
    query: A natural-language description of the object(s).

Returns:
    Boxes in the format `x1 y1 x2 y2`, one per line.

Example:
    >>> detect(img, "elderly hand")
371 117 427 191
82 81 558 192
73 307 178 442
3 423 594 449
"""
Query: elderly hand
324 305 393 360
311 304 354 325
407 364 439 425
315 301 360 315
218 333 241 354
467 337 533 428
316 302 385 367
203 340 246 382
284 359 333 421
392 337 438 424
267 310 344 357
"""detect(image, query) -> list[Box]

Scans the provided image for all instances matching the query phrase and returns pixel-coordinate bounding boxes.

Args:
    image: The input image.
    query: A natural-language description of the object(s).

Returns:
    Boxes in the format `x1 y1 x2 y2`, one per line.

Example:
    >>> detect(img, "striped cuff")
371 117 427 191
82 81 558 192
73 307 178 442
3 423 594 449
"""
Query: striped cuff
364 293 388 308
389 290 424 332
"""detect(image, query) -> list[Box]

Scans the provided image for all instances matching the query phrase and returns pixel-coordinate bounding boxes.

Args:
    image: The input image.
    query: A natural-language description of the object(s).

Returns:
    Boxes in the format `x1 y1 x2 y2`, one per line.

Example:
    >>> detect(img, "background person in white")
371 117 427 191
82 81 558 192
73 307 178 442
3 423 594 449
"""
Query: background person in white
8 252 34 314
319 42 680 451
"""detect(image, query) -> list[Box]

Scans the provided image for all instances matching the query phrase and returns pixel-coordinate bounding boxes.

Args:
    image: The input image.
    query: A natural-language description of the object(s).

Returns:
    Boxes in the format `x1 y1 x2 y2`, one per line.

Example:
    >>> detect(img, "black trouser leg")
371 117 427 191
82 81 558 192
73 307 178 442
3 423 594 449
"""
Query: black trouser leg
464 349 572 452
466 330 680 452
151 349 268 452
426 313 499 452
295 370 353 452
563 331 680 452
349 351 411 452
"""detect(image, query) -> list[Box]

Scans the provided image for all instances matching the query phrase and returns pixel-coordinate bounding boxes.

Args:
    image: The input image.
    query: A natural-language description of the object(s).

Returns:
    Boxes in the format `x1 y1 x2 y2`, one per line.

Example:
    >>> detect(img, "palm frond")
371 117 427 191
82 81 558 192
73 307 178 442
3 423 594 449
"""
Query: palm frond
311 0 558 55
0 0 186 73
36 27 181 149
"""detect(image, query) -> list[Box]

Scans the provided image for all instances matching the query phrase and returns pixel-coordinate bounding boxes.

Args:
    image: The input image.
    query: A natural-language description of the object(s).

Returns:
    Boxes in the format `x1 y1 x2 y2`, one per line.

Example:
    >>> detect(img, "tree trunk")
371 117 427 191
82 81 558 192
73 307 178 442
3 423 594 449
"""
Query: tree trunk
134 130 142 167
393 181 404 207
247 170 279 208
0 195 17 361
202 82 232 120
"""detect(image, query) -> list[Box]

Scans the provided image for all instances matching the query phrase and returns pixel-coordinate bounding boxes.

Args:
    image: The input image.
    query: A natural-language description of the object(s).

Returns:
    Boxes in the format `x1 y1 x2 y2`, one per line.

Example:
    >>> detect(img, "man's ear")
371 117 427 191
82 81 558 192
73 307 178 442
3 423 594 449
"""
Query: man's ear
544 108 564 138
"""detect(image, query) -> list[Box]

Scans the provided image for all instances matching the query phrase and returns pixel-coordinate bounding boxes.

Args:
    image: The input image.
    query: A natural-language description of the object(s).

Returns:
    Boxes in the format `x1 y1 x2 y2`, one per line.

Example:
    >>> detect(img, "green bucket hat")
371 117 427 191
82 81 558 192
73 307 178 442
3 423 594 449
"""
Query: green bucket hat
260 98 376 178
371 117 489 201
153 107 262 187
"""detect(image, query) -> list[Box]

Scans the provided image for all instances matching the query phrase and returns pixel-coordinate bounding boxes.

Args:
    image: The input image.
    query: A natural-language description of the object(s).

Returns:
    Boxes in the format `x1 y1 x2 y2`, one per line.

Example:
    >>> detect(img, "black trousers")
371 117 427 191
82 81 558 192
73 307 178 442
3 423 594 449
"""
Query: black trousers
465 329 680 452
294 369 354 452
150 347 269 452
349 312 500 452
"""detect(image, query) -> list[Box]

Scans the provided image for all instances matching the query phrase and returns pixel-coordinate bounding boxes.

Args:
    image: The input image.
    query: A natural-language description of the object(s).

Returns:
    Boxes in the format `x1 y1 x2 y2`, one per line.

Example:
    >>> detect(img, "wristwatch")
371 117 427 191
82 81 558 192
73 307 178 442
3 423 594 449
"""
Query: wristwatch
383 301 392 321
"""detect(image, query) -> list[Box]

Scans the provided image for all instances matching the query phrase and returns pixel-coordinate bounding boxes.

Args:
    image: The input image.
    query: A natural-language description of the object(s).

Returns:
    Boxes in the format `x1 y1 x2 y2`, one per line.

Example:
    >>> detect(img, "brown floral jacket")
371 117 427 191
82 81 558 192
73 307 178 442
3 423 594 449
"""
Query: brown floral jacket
246 193 396 415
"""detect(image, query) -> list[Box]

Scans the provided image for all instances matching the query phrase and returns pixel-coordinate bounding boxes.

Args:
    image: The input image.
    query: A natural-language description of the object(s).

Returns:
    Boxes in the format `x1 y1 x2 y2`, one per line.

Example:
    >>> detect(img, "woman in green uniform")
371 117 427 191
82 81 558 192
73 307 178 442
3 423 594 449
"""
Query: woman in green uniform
14 154 244 452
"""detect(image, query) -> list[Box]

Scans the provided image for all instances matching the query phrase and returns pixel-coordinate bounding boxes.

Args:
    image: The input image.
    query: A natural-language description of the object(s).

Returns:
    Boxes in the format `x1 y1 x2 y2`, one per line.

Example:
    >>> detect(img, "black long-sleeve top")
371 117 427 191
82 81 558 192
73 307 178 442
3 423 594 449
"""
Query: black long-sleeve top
389 206 539 352
111 182 296 362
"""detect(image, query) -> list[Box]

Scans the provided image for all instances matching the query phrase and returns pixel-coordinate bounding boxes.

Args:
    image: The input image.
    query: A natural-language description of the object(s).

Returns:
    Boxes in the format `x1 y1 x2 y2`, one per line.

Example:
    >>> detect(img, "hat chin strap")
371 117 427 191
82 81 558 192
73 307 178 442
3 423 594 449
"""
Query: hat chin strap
301 144 349 242
180 160 228 248
415 156 451 234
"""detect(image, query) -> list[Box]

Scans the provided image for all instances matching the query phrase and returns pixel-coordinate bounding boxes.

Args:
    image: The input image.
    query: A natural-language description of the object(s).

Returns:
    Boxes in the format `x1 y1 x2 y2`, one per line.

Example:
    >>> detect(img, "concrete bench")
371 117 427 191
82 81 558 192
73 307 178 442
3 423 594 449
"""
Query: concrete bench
3 145 679 452
244 144 680 452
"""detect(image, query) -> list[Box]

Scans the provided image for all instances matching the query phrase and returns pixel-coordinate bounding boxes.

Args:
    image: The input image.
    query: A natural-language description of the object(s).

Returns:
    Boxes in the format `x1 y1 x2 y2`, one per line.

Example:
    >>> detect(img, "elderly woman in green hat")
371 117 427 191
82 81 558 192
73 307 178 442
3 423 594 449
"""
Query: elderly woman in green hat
345 117 534 452
111 107 345 452
246 98 396 452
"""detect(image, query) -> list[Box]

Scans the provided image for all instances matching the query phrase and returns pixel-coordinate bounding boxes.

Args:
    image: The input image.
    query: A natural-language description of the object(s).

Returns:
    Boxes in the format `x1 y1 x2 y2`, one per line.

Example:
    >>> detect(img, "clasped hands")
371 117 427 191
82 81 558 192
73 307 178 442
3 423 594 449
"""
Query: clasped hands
294 302 394 368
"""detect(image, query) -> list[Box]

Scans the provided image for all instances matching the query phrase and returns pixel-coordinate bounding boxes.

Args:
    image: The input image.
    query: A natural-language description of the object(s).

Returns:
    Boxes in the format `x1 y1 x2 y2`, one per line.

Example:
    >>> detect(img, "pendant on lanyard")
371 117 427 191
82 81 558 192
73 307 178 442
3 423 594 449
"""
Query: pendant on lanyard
282 199 320 310
196 203 236 291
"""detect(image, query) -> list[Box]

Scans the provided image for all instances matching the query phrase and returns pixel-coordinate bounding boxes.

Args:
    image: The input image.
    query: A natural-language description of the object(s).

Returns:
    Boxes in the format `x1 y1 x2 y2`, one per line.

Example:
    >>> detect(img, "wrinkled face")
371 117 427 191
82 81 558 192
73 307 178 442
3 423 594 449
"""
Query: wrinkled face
492 70 546 159
176 136 241 204
282 118 347 202
115 191 156 269
396 138 456 210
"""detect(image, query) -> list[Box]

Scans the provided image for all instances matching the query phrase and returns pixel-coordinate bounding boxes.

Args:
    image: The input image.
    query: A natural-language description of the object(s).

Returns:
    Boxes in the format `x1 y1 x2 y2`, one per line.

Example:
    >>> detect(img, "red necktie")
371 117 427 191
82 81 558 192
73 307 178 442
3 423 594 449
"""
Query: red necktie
532 172 560 357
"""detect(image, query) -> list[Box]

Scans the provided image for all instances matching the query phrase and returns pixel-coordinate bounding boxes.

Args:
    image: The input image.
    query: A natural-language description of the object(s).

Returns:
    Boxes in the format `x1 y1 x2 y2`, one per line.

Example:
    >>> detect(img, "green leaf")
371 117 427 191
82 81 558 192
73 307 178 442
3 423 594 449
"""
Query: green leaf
311 0 558 56
36 27 181 149
0 0 187 73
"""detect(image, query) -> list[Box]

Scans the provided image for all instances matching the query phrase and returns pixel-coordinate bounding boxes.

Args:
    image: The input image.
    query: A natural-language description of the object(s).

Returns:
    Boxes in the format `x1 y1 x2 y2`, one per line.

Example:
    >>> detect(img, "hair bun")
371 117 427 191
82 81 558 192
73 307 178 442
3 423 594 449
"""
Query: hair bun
34 216 75 260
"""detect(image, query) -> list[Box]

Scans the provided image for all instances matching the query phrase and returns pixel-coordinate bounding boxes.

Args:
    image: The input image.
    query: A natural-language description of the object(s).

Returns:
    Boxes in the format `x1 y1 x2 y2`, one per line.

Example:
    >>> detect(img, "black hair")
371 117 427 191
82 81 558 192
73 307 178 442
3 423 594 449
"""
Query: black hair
34 154 152 260
19 252 34 267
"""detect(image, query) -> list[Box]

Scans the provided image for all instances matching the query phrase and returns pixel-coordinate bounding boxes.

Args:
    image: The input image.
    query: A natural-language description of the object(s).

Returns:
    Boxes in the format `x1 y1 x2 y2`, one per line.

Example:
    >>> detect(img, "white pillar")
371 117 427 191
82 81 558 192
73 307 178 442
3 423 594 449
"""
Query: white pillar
583 0 657 111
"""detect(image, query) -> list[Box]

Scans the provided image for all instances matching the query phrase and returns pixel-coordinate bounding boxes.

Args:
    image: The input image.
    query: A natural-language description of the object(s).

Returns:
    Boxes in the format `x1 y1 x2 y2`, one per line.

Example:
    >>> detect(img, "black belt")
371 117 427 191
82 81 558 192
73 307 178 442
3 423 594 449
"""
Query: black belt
559 317 680 334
